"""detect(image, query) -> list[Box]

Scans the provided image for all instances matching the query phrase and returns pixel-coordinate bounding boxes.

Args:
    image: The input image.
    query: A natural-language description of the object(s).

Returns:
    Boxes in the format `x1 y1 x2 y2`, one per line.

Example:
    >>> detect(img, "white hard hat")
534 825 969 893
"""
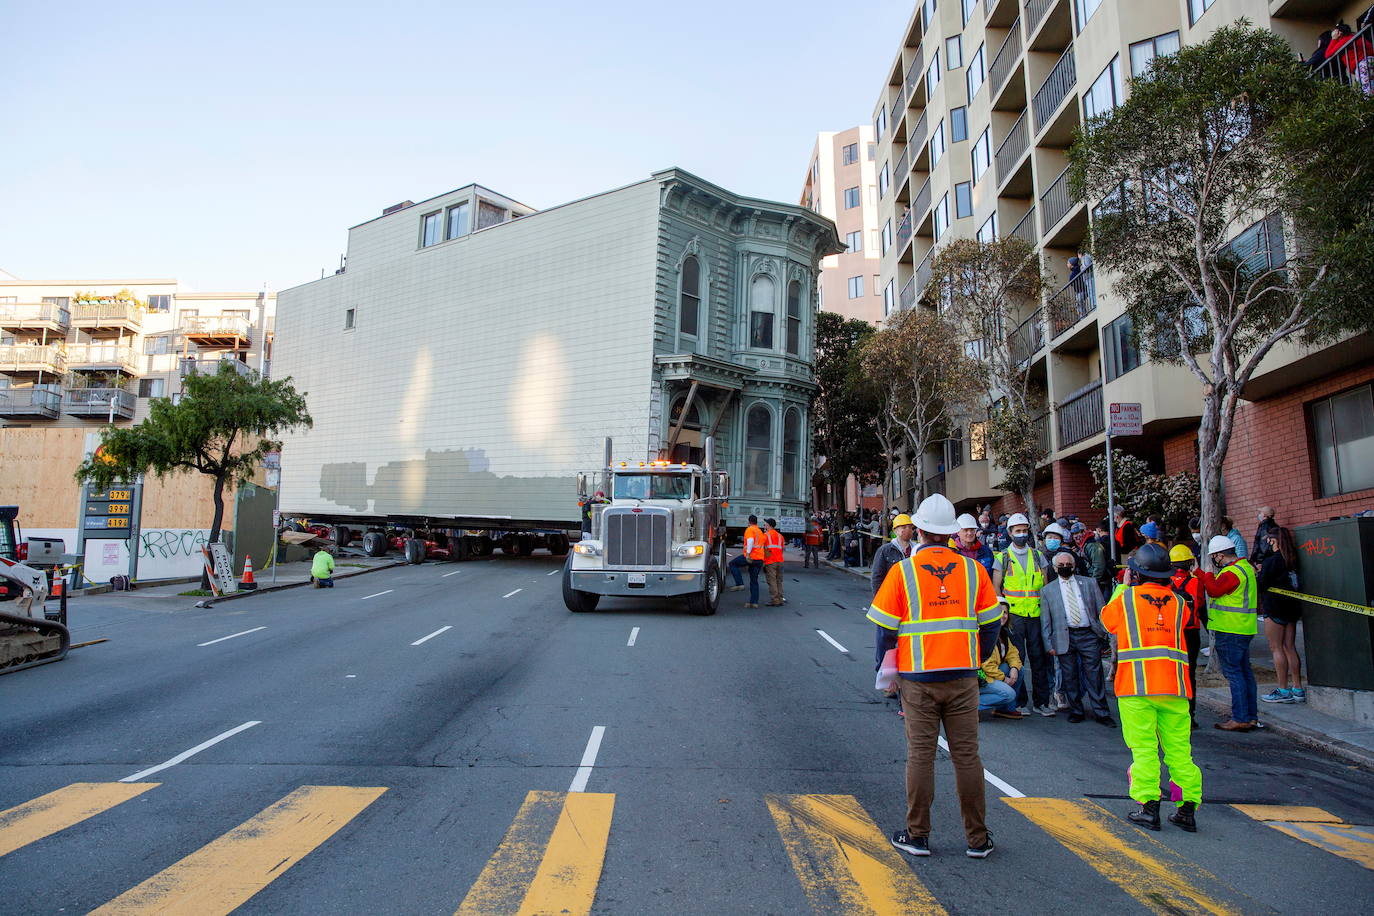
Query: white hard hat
1206 535 1237 556
1007 513 1030 528
956 513 979 530
1043 523 1069 538
913 493 961 536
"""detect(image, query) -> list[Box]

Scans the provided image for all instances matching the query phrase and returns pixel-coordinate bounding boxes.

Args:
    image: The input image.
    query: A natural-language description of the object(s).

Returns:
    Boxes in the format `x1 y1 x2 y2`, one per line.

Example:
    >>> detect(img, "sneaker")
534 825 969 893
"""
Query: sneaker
966 832 994 858
1290 688 1307 703
1036 705 1057 717
891 830 930 856
1261 689 1292 704
743 603 759 608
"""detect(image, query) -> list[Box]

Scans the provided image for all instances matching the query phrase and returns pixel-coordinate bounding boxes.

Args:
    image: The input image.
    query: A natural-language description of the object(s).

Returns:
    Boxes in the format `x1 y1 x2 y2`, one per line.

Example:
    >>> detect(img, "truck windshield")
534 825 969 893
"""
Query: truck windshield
613 474 692 500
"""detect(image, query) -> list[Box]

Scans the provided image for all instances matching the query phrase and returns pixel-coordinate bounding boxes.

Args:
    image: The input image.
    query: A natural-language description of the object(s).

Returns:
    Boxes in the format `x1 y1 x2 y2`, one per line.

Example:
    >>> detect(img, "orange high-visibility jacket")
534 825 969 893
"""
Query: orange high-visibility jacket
764 529 786 564
1099 583 1192 699
805 523 823 546
743 525 765 561
867 545 1001 674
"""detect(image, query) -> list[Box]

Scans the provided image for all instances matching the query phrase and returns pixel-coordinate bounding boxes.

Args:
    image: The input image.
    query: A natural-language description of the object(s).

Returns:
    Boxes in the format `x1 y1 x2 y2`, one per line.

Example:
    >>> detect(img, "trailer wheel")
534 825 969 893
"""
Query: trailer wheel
547 533 569 556
404 538 426 565
362 532 388 557
685 559 721 616
333 526 353 548
498 533 517 555
510 535 534 558
473 536 494 557
562 559 599 612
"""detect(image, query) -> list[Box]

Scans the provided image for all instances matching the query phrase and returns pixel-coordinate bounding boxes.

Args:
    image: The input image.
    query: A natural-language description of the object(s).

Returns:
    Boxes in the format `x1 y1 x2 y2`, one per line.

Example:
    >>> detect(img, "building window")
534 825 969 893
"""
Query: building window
946 36 963 69
978 212 999 243
1130 31 1180 77
137 378 165 399
750 275 775 349
446 202 470 239
745 404 773 495
786 281 802 356
1084 56 1124 122
962 0 978 26
146 294 171 312
933 194 950 241
930 120 947 167
971 128 991 183
966 44 986 100
875 107 887 142
926 48 941 101
344 307 356 330
846 230 863 253
1075 0 1104 31
950 106 968 142
41 296 69 308
842 143 859 165
883 279 895 315
679 255 701 337
1103 314 1141 381
1311 384 1374 497
477 201 507 230
143 335 170 355
881 219 893 255
1188 0 1215 26
847 276 865 299
921 0 937 29
420 211 442 247
954 181 973 219
1223 212 1286 276
843 186 861 209
878 162 890 198
783 408 802 498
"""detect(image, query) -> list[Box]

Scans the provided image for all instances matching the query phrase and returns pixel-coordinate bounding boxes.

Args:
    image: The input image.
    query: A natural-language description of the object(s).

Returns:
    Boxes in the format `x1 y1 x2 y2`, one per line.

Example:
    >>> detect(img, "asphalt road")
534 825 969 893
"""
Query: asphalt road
2 550 1371 915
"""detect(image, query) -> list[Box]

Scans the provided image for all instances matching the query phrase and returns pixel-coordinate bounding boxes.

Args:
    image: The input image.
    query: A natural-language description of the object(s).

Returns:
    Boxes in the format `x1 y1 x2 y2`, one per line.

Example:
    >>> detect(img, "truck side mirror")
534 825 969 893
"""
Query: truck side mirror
576 473 590 498
713 471 730 499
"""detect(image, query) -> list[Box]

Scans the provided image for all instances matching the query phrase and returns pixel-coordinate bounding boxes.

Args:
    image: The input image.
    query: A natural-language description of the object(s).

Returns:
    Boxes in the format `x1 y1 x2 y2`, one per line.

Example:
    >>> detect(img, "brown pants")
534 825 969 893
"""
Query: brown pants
764 563 784 603
898 676 988 847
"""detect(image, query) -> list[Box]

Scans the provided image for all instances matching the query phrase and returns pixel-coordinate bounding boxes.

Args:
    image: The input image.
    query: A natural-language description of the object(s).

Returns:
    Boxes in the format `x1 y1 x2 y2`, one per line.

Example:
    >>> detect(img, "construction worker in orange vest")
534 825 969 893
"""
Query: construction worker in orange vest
728 514 766 608
803 517 824 569
869 494 1003 859
1099 543 1202 833
762 517 786 606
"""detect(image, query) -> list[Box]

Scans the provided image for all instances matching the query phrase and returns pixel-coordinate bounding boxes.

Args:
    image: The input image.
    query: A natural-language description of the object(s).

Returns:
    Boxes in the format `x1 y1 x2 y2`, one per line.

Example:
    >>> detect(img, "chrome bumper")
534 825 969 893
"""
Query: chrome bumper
571 570 704 598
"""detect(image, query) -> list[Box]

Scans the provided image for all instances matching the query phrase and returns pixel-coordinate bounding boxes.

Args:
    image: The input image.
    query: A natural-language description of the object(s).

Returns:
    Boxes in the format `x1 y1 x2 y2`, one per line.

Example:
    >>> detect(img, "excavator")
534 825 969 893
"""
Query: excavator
0 506 70 673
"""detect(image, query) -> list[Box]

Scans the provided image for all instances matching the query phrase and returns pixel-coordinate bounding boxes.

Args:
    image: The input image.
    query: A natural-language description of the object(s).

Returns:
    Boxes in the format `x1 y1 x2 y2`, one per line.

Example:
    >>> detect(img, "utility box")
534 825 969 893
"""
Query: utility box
1293 516 1374 693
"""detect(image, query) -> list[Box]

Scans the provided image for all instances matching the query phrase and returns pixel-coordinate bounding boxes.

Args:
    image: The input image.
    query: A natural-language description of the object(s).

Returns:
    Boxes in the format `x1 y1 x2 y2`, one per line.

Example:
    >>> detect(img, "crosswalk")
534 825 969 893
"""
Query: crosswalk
2 782 1372 914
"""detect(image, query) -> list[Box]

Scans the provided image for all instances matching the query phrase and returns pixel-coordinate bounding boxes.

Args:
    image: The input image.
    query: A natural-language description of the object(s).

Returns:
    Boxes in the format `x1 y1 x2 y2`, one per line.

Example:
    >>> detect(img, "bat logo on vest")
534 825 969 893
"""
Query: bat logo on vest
921 561 959 596
1139 591 1172 625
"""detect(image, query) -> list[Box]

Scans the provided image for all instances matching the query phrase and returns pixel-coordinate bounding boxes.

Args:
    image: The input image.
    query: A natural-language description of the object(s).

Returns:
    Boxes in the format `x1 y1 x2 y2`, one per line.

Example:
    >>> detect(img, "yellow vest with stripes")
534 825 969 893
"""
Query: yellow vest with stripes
1209 559 1258 636
1000 549 1046 618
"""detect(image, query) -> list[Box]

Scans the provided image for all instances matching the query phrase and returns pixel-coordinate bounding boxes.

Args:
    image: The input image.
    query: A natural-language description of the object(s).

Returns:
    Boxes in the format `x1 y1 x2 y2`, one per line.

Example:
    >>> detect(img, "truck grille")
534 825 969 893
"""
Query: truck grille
604 508 670 569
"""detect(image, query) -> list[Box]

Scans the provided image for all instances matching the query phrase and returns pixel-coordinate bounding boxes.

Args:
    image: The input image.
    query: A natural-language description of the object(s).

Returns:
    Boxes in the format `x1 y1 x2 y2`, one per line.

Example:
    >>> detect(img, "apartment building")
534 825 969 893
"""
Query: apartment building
871 0 1374 529
801 128 886 324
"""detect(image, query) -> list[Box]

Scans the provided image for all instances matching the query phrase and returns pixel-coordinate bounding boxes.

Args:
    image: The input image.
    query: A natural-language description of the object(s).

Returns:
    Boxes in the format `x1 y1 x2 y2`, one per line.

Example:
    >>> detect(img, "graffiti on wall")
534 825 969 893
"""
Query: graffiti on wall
139 528 211 560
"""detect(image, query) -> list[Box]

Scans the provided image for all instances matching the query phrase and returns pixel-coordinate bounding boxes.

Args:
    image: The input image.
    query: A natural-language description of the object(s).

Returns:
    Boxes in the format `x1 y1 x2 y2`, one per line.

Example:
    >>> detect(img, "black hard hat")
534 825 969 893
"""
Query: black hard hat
1128 543 1174 579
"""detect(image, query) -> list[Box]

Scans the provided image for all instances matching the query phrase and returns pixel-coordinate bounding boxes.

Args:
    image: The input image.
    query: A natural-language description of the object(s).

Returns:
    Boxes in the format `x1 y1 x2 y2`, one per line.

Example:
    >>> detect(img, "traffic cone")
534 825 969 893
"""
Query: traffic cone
239 554 258 590
51 577 64 599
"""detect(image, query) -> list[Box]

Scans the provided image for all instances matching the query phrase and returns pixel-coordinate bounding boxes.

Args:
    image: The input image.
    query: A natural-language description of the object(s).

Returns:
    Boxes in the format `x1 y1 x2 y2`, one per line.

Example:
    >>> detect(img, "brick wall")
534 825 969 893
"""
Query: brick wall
1163 433 1196 476
1051 459 1098 523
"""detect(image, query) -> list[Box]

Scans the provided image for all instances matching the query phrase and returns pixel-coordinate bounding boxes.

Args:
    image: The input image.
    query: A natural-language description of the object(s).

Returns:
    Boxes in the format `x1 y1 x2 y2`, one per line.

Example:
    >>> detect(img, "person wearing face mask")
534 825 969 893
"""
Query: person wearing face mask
949 513 994 574
992 513 1053 716
1199 535 1260 731
1039 551 1114 726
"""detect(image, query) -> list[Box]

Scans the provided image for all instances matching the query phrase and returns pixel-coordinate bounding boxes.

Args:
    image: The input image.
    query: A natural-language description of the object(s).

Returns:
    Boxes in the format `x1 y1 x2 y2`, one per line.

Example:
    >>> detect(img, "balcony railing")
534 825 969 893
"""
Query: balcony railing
924 472 946 497
989 17 1022 98
915 249 934 299
1056 380 1104 448
947 435 964 470
1033 410 1051 457
1025 0 1054 35
71 301 142 328
1032 47 1076 132
995 110 1029 185
1009 309 1046 366
0 386 62 418
905 45 924 95
63 387 136 419
180 356 257 379
913 176 932 222
911 107 928 146
0 344 65 374
895 145 910 185
1313 21 1374 86
890 83 906 126
0 302 70 330
66 344 139 371
1039 166 1074 234
896 209 913 250
1048 266 1097 337
899 277 916 311
182 315 252 340
1010 207 1037 246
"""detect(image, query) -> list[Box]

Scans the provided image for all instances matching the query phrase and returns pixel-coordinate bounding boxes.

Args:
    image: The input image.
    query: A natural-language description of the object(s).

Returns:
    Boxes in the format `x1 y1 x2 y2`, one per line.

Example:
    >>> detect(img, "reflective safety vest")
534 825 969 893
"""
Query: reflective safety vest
867 546 1002 675
805 523 823 546
744 525 765 561
763 529 785 564
1208 559 1258 636
999 549 1046 618
1100 584 1191 699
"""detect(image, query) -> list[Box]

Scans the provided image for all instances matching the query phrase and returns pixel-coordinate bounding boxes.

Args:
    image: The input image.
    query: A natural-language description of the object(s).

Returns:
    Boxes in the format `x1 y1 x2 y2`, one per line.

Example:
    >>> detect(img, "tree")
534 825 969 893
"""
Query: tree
859 306 981 509
812 312 883 510
76 363 312 583
926 237 1053 527
1069 22 1374 543
1088 449 1200 538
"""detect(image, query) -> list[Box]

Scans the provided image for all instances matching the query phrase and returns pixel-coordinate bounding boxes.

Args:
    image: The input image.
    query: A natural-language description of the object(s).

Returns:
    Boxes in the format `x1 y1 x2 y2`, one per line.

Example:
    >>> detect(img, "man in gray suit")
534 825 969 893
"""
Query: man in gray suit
1040 551 1116 727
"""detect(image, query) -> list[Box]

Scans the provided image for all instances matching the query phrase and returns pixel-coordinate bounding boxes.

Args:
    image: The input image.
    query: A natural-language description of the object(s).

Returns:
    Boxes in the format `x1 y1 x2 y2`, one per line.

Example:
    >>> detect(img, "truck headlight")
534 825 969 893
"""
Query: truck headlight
573 542 601 556
674 544 705 558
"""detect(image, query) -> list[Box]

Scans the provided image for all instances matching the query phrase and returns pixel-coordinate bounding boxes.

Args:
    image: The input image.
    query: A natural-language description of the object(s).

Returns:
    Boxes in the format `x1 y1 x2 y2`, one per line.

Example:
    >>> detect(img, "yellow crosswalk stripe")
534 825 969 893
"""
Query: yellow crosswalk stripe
90 785 386 915
456 790 614 916
1006 798 1247 916
0 782 158 858
1233 804 1374 871
766 794 947 916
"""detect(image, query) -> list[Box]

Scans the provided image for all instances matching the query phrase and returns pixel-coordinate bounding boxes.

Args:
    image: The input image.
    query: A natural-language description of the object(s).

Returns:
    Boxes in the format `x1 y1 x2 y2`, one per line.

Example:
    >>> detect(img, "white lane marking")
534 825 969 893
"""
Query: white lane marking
546 569 559 576
627 627 640 647
568 725 606 793
411 626 452 646
361 589 394 600
815 629 849 653
937 736 1026 798
442 570 462 578
197 626 267 647
345 675 357 678
120 721 261 782
502 589 522 598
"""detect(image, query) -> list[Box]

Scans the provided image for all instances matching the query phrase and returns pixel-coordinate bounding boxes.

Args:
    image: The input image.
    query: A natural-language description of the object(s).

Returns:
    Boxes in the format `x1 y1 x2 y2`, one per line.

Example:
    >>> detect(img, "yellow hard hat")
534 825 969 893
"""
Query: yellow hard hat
1169 544 1196 563
893 514 914 528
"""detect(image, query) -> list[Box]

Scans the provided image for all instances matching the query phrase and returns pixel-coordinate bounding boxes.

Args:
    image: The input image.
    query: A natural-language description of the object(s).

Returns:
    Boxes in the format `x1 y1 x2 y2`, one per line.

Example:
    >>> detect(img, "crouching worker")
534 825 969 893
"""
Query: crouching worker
312 546 336 588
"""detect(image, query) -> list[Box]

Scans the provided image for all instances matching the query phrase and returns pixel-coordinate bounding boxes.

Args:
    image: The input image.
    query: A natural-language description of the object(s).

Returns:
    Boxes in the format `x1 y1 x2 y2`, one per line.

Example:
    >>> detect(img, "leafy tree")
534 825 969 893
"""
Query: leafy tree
926 237 1053 527
812 312 882 510
1088 449 1200 538
76 364 312 583
1069 22 1374 544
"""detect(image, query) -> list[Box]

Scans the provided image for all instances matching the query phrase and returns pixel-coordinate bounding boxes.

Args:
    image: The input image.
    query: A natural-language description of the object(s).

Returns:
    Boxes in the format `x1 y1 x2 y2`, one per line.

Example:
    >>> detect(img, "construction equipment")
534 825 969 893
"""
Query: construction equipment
0 507 71 674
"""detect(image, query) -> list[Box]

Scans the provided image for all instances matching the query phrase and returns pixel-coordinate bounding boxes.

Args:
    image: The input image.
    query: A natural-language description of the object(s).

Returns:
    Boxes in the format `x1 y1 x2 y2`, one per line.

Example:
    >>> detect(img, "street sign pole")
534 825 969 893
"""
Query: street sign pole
1105 424 1116 565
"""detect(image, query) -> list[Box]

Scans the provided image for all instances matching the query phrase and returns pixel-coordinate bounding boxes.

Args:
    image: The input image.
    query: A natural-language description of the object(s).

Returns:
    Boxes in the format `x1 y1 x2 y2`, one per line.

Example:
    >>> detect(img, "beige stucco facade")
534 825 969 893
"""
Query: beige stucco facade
801 127 885 324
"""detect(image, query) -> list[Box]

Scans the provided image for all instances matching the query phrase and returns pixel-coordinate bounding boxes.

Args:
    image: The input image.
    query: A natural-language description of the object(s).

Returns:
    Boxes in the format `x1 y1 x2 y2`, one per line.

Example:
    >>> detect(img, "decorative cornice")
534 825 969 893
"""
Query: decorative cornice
654 353 756 391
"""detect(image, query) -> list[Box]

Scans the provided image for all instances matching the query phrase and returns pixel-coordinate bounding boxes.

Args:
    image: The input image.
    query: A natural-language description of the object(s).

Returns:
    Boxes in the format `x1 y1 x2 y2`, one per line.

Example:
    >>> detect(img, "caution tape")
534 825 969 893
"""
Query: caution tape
1269 587 1374 618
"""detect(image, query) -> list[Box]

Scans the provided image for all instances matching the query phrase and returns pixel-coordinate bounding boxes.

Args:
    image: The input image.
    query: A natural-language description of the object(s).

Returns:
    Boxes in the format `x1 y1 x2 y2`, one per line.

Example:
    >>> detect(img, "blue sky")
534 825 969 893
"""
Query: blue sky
1 0 913 292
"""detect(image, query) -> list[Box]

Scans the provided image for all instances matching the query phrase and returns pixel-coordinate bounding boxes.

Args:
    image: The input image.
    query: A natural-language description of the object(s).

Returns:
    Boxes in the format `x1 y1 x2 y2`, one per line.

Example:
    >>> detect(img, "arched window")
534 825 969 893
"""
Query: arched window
745 403 772 494
750 275 774 349
783 408 802 498
785 281 802 356
679 255 700 337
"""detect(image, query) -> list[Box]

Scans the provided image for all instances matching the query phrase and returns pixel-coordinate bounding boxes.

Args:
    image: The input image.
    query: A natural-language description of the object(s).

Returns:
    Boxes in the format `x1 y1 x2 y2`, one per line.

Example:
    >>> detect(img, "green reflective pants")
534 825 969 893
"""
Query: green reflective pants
1119 695 1202 806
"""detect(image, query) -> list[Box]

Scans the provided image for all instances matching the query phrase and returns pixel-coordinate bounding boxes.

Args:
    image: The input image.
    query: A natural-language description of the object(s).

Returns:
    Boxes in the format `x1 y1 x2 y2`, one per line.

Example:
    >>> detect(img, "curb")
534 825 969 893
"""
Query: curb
1196 692 1374 771
824 560 871 581
194 561 408 607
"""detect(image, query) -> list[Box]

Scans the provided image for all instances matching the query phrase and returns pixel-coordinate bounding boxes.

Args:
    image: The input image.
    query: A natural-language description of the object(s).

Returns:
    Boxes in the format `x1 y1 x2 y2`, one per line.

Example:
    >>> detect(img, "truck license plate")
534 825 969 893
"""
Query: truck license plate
628 573 646 586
